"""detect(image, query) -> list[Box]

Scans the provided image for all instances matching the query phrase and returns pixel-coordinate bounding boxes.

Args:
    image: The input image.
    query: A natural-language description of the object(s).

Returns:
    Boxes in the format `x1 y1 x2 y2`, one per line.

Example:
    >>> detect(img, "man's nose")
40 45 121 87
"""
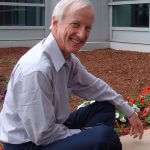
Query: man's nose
77 28 86 40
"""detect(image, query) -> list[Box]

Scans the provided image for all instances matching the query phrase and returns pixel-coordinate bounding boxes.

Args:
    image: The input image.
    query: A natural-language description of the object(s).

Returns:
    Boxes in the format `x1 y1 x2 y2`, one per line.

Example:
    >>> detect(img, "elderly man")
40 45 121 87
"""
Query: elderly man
0 0 143 150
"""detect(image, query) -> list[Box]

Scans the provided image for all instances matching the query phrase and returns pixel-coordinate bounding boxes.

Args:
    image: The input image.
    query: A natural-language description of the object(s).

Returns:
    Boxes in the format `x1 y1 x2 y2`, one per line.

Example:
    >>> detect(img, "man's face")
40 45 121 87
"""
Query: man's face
53 5 95 59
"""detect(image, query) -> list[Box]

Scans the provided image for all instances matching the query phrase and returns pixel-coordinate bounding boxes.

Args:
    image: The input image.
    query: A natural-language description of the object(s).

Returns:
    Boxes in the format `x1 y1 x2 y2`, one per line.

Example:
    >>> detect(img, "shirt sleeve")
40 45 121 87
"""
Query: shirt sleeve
13 71 80 145
69 58 134 117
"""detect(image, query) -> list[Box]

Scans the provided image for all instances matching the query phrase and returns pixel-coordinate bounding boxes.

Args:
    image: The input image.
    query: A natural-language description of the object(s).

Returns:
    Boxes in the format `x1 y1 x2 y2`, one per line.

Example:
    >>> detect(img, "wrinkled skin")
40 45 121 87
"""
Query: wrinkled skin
52 5 95 59
128 112 144 139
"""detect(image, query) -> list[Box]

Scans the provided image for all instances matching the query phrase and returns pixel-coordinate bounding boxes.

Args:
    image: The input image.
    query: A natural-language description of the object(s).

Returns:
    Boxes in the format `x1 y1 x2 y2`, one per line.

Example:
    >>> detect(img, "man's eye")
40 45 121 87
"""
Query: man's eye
86 27 91 32
71 23 79 28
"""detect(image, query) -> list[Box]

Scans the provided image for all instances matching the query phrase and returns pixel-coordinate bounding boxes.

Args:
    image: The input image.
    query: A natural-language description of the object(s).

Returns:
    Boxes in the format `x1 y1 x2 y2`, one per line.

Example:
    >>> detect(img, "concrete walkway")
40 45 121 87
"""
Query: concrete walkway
120 129 150 150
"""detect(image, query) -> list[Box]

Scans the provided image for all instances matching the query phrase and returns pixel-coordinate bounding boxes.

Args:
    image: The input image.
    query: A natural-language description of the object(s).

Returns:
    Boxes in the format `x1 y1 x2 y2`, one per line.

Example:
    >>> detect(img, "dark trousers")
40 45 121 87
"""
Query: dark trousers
3 101 122 150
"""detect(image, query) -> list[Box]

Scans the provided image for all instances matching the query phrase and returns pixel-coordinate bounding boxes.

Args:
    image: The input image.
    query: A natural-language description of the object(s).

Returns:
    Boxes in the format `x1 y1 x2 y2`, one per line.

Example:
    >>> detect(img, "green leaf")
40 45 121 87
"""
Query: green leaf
145 115 150 124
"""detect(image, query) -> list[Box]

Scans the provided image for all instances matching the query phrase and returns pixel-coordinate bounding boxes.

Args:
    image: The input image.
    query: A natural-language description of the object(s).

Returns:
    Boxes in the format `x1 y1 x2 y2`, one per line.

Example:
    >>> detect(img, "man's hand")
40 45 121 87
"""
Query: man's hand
128 112 144 139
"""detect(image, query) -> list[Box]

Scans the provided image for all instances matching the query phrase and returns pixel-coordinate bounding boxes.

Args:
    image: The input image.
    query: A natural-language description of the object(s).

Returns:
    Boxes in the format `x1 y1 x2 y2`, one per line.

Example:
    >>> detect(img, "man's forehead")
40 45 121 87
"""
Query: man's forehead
64 5 94 19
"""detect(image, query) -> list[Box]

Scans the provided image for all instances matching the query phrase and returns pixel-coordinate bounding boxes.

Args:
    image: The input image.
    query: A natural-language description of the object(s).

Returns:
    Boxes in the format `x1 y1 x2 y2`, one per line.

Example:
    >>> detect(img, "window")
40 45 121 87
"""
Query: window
0 1 45 26
0 0 44 3
113 0 131 1
113 4 149 27
0 5 45 26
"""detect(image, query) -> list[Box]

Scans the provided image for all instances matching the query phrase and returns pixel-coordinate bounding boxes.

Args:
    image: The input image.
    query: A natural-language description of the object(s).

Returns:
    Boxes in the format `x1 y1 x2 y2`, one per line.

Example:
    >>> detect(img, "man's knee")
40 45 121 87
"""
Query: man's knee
94 101 115 113
86 102 116 127
91 125 121 150
92 125 114 142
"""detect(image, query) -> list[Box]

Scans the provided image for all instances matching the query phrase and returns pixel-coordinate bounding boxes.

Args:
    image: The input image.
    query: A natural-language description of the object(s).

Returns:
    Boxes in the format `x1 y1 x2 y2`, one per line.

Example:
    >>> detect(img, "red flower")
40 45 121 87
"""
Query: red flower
141 99 146 106
141 86 150 96
0 95 4 99
142 108 149 117
138 95 144 100
148 104 150 108
0 143 4 150
129 98 136 104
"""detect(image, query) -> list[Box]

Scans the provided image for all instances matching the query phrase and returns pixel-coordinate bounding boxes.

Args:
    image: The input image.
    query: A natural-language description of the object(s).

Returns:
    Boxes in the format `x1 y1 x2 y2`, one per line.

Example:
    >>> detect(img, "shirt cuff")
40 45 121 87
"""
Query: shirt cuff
120 102 134 117
69 129 81 136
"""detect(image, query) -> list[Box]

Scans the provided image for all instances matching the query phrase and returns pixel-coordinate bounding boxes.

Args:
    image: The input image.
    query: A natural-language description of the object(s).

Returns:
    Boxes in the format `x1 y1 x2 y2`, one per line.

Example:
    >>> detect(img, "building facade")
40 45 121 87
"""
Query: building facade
0 0 150 52
109 0 150 52
0 0 55 47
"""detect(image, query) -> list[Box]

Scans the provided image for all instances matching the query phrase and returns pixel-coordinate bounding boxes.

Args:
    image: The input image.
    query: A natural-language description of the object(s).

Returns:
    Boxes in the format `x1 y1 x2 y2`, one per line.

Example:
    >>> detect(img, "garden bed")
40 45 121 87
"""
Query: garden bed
0 47 150 138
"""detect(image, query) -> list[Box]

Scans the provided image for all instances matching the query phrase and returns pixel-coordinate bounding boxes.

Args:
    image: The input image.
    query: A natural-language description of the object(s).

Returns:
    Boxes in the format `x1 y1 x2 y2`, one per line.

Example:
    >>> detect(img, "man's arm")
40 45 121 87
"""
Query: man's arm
70 59 133 116
70 57 143 139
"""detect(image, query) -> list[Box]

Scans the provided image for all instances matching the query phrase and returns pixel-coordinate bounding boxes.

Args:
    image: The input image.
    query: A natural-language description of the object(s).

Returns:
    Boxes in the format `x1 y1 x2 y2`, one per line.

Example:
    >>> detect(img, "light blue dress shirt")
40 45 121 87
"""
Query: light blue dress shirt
0 33 134 145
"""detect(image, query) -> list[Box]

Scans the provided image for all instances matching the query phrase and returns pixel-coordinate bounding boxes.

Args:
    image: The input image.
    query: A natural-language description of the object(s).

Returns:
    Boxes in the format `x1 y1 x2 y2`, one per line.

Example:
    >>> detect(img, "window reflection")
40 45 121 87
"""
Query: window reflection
113 4 149 27
0 0 44 3
113 0 131 1
0 6 45 26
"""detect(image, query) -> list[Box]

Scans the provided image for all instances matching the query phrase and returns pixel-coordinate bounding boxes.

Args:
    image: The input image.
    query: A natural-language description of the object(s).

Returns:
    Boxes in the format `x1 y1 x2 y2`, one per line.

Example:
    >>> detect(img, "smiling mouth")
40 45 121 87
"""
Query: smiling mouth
71 38 81 44
71 39 85 48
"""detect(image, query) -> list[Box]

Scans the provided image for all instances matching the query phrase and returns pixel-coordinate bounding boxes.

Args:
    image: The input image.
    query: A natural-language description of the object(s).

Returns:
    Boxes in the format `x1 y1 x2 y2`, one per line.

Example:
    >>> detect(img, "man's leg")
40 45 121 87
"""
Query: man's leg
3 101 121 150
64 101 116 128
3 142 39 150
42 124 121 150
42 101 122 150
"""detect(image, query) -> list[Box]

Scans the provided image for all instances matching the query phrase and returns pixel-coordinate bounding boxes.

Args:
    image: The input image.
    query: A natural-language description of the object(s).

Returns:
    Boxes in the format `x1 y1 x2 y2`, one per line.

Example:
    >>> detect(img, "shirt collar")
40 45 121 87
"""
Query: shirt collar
43 33 66 72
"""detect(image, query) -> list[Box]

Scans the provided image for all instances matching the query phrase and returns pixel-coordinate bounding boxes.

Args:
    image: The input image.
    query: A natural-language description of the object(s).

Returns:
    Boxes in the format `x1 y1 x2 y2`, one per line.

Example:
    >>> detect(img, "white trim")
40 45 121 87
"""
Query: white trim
0 39 42 41
149 4 150 32
82 41 110 50
110 41 150 53
0 2 45 7
109 0 150 5
112 27 149 32
110 5 112 41
45 0 52 36
0 40 40 48
111 39 150 45
0 26 46 30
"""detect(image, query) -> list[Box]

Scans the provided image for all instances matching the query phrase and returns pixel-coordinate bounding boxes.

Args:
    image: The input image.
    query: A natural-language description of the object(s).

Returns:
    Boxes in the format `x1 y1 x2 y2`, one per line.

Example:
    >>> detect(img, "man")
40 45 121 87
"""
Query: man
0 0 143 150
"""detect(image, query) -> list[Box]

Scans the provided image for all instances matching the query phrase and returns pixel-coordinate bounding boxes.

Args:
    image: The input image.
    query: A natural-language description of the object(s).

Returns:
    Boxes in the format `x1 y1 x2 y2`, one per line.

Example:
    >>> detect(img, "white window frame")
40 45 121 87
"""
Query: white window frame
0 1 46 30
109 0 150 5
109 0 150 40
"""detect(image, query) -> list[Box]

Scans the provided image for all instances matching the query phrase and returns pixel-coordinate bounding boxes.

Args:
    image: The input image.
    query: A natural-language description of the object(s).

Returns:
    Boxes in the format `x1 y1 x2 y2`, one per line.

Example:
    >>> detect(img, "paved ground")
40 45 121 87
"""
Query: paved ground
121 129 150 150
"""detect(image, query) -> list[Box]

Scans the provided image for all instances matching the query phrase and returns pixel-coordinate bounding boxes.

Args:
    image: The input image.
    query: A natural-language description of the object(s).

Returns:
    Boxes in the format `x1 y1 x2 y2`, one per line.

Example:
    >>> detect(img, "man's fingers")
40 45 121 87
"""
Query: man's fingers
138 125 144 139
128 112 144 139
130 123 143 139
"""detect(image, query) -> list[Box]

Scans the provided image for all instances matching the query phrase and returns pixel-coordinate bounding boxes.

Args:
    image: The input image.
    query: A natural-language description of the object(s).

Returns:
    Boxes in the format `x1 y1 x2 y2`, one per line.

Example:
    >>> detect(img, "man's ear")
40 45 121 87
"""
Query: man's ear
52 16 58 32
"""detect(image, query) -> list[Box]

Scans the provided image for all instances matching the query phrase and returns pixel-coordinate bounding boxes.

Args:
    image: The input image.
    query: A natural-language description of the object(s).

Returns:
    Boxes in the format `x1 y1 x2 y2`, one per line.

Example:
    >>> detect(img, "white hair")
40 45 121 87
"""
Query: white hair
50 0 93 30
